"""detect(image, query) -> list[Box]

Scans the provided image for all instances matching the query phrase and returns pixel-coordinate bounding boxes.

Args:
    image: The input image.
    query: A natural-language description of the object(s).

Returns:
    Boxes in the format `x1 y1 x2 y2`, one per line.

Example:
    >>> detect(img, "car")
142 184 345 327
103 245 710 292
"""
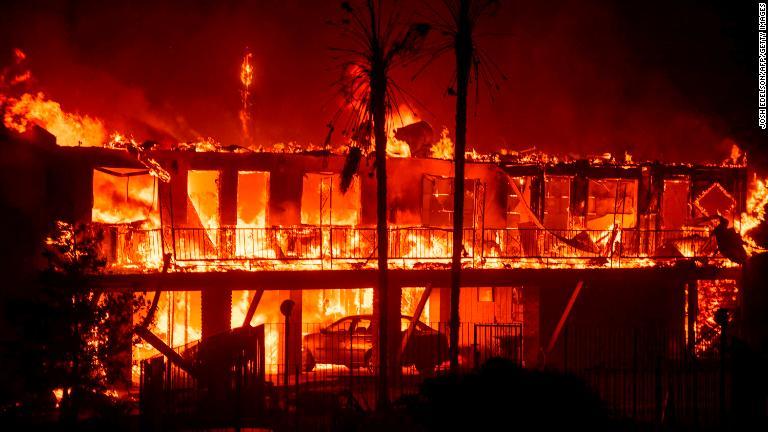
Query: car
302 315 448 375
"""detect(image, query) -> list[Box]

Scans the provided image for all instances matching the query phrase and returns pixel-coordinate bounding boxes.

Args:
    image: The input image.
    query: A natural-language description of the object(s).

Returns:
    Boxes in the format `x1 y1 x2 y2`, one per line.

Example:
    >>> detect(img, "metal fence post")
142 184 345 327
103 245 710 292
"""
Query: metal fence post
563 327 568 373
656 355 663 426
280 300 296 408
633 329 638 420
715 308 729 427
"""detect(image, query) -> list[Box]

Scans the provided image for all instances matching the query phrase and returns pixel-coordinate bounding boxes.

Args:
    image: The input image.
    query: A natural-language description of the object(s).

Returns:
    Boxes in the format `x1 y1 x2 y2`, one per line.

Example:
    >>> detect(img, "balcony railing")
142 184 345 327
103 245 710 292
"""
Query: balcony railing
92 224 720 271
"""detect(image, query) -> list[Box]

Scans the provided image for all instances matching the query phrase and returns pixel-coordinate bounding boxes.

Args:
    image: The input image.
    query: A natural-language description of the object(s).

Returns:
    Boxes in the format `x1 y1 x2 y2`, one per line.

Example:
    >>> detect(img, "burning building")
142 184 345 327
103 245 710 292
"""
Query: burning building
0 0 765 427
0 115 751 385
1 34 763 426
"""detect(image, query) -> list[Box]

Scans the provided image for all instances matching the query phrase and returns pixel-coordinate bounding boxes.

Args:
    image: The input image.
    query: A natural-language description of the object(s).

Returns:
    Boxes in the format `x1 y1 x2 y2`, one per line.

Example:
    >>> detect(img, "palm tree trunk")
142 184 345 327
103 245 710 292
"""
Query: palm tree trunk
368 0 390 409
450 0 472 373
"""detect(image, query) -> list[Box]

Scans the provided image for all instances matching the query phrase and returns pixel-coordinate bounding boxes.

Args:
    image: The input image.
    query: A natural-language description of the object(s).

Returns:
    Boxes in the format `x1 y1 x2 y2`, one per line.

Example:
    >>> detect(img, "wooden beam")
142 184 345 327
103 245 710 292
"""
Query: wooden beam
85 266 741 292
401 284 433 356
545 280 585 355
136 255 171 330
134 326 195 376
242 288 265 327
687 281 698 354
139 290 162 330
508 178 545 229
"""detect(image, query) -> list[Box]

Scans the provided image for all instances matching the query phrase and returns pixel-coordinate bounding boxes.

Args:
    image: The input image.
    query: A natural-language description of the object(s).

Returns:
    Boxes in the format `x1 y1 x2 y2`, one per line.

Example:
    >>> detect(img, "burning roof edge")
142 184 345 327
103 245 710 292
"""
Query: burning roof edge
2 124 749 177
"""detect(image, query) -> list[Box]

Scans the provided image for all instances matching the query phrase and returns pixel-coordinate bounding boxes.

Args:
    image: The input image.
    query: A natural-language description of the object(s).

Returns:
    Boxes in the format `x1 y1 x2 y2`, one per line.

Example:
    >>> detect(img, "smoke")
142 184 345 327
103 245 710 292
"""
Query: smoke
400 0 750 163
0 0 756 163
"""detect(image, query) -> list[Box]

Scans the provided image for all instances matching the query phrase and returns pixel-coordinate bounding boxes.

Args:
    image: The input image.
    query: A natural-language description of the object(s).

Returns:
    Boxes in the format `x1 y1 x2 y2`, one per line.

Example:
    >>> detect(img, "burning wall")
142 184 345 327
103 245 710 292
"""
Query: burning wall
72 146 756 273
586 178 638 229
237 171 269 227
387 157 509 227
661 179 690 229
300 173 360 226
92 168 159 227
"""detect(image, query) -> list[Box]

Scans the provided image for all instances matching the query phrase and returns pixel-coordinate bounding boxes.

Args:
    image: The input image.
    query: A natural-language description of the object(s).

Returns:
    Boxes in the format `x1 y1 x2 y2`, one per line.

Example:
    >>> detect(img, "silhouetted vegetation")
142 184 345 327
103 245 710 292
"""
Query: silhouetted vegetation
398 358 612 431
1 222 143 429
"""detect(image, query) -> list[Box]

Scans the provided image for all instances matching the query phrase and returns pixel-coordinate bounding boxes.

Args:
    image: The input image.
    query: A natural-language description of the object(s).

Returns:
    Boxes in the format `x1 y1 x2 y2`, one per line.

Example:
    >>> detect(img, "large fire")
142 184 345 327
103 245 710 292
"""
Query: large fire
5 47 766 393
9 51 763 273
2 92 107 147
1 49 108 147
740 175 768 252
92 168 160 228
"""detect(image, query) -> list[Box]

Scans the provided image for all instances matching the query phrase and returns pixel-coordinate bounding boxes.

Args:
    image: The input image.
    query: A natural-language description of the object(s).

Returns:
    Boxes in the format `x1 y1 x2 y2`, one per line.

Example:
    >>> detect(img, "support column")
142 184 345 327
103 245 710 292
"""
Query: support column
219 169 238 258
522 285 540 368
161 159 188 225
687 281 698 354
387 284 402 387
431 287 453 351
438 287 452 326
201 288 232 340
200 168 237 340
286 290 303 377
159 159 187 259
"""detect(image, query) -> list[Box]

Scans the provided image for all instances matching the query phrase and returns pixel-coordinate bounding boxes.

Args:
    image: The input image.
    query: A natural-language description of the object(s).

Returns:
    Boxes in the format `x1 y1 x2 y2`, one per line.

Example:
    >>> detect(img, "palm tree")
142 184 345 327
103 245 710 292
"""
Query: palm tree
450 0 473 373
334 0 429 407
419 0 501 371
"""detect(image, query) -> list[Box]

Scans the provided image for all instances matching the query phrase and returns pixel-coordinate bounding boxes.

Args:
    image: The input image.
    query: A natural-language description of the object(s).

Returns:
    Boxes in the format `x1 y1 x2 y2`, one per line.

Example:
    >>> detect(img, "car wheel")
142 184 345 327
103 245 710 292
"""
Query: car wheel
303 349 316 372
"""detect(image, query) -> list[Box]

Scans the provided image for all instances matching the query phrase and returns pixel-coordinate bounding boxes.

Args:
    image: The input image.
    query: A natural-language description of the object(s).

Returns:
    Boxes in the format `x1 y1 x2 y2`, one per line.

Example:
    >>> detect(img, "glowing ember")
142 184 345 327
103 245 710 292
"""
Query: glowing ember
52 388 64 408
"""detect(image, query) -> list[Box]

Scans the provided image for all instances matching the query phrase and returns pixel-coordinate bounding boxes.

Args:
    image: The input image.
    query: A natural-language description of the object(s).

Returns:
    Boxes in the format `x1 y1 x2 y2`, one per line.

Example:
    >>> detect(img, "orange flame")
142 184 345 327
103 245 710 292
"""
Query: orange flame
239 50 254 144
429 126 454 159
2 92 107 147
740 175 768 252
386 105 415 157
92 168 160 228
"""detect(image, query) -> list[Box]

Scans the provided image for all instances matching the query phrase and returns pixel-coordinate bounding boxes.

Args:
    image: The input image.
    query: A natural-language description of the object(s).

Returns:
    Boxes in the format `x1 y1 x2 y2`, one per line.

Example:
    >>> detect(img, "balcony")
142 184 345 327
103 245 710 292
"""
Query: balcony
90 224 723 273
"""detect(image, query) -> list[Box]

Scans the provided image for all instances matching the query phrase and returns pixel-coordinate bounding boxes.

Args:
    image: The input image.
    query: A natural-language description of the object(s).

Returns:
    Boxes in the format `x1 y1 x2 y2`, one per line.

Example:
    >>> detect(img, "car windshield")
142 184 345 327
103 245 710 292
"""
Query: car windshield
325 318 353 333
354 318 372 334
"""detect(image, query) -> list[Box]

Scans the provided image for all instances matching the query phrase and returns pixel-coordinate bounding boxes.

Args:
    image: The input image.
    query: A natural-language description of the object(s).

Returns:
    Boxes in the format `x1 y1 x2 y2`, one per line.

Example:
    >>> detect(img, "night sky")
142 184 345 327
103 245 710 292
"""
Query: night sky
0 0 762 164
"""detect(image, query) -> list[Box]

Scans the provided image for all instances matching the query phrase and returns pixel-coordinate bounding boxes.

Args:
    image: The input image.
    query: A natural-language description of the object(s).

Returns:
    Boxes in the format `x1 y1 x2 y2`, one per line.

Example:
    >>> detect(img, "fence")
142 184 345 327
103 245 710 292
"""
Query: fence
139 321 523 425
473 323 523 367
139 325 267 430
551 326 730 428
140 321 741 430
95 225 719 270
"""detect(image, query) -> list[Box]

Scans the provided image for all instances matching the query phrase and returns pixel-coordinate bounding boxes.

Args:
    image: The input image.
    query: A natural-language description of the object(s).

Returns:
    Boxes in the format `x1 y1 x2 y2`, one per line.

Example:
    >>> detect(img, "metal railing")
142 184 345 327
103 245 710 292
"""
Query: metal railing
139 322 734 429
140 321 510 416
139 325 266 430
473 323 524 367
95 225 720 270
173 226 323 261
91 224 164 268
554 326 730 428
